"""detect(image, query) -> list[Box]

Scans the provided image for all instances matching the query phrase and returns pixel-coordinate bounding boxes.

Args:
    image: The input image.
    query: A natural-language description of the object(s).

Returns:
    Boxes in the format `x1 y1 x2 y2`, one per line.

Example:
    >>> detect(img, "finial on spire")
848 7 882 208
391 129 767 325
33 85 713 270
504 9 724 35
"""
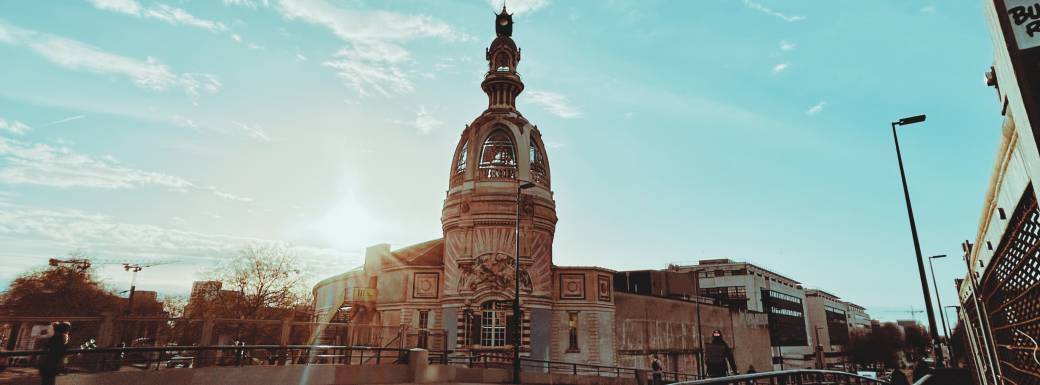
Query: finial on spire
495 3 513 37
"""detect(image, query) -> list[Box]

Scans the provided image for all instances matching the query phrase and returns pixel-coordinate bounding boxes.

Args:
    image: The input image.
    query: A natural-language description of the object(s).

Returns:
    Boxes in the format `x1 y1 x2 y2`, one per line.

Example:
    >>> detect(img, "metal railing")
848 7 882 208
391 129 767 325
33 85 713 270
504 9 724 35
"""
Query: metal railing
674 369 888 385
427 351 702 382
0 345 410 373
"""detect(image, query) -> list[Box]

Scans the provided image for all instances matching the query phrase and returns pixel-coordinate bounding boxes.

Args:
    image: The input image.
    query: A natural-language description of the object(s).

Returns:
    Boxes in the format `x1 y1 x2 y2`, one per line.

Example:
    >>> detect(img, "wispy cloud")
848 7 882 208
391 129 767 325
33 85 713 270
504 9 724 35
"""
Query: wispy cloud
88 0 228 32
780 40 796 51
772 63 789 74
214 191 253 202
525 90 582 119
42 115 86 127
230 121 271 142
806 101 826 115
921 5 936 14
0 136 249 201
88 0 143 15
412 106 441 134
223 0 268 9
742 0 805 22
487 0 550 15
0 117 31 135
0 19 221 103
277 0 463 97
0 203 343 264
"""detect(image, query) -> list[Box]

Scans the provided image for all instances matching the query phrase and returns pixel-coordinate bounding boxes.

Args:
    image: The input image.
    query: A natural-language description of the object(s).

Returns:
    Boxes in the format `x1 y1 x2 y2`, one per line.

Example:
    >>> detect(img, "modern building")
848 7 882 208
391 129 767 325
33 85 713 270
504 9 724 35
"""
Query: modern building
804 289 849 368
668 259 815 370
957 2 1040 384
844 303 871 331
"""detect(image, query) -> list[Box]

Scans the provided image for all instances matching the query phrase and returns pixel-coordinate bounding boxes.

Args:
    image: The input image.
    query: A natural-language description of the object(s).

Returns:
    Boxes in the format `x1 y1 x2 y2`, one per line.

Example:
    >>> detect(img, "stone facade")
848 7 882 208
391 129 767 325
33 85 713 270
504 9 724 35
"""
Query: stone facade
312 7 615 366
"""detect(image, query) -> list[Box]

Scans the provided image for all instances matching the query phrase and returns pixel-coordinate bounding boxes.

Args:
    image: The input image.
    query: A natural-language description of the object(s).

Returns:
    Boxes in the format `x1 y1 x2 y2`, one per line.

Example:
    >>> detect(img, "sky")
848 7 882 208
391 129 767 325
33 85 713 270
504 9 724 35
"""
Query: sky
0 0 1004 326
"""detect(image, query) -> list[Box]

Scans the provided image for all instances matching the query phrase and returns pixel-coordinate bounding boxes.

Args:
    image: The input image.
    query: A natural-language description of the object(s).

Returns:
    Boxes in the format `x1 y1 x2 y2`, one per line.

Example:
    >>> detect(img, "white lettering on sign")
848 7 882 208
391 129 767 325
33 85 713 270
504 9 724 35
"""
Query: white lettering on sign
1007 0 1040 50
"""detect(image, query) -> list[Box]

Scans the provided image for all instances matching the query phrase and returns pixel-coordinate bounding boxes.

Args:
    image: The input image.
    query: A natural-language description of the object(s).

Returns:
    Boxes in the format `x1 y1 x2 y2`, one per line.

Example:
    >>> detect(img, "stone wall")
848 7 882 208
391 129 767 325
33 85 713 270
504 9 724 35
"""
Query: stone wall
613 292 771 375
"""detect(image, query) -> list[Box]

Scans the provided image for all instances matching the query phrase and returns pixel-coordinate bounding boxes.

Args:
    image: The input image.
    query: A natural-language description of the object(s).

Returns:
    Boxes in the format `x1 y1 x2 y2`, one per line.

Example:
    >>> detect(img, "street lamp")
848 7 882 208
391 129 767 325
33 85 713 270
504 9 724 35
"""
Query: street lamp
928 255 953 341
944 305 960 330
890 114 945 366
514 180 536 384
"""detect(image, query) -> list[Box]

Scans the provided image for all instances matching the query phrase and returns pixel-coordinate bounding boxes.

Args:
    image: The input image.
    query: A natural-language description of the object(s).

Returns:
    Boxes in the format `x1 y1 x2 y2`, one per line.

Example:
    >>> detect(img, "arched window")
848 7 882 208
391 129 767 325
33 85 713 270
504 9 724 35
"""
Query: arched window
495 52 510 72
455 142 468 174
479 130 516 179
529 142 541 166
529 141 548 185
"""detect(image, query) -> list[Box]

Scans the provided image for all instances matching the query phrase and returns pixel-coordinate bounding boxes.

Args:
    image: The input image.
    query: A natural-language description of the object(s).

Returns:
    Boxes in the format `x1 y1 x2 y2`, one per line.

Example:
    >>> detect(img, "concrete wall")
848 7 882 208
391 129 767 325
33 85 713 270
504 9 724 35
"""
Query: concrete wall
613 292 771 375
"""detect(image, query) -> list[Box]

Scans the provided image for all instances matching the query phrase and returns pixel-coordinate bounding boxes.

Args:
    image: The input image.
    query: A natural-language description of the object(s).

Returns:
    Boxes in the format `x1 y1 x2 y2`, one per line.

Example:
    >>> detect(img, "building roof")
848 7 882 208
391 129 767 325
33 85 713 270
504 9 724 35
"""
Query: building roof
674 259 802 285
384 238 444 267
805 289 841 300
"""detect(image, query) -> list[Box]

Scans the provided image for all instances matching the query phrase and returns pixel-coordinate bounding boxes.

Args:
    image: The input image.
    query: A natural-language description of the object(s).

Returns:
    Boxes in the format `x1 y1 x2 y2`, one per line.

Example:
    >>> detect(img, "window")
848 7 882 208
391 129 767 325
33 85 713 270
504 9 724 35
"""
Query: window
481 302 506 347
479 130 516 179
567 312 579 352
495 52 510 72
456 142 468 174
699 286 748 310
766 290 802 304
529 141 547 185
418 310 430 349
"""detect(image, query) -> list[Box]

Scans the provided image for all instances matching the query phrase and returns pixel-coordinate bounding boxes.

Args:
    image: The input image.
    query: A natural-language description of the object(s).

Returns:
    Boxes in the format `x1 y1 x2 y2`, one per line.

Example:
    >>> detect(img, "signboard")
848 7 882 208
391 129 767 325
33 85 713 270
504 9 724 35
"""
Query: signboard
345 287 377 303
1005 0 1040 50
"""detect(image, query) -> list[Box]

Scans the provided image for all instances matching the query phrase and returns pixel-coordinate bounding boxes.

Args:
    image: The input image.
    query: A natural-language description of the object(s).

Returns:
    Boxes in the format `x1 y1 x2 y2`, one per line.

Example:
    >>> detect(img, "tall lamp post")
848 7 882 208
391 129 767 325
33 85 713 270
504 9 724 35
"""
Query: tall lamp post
891 114 945 366
928 255 953 341
514 180 536 384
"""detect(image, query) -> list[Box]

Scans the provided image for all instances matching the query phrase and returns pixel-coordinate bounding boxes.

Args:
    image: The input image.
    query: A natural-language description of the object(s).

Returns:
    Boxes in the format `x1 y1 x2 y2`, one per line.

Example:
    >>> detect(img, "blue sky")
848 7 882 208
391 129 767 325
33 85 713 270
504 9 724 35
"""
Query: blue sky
0 0 1002 324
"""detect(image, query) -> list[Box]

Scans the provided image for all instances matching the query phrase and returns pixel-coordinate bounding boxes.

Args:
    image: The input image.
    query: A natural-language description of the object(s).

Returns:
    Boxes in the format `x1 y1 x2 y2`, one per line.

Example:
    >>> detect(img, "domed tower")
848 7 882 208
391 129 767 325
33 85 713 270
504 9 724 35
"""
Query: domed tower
441 6 557 355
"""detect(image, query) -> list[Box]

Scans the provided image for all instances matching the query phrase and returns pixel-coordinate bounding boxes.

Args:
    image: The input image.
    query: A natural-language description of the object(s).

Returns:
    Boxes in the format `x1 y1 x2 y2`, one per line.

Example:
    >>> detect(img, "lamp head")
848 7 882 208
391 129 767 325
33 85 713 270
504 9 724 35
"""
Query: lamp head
930 254 948 260
896 115 926 126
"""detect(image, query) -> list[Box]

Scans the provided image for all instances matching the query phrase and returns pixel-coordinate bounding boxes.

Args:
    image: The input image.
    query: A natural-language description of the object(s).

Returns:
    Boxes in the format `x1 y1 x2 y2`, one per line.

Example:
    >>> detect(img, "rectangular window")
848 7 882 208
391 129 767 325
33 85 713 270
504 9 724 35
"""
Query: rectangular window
482 309 506 347
418 310 430 349
567 312 579 352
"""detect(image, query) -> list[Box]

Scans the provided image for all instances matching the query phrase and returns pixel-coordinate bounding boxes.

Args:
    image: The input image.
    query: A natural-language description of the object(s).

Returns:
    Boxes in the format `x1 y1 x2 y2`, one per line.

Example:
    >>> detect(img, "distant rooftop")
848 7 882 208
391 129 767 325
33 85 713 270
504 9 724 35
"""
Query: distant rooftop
670 258 802 285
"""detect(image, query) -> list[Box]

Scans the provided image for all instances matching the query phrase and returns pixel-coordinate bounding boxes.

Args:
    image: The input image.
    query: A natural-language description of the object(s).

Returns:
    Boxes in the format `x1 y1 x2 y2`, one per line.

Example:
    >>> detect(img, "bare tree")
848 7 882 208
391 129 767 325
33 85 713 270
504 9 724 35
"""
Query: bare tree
200 245 307 320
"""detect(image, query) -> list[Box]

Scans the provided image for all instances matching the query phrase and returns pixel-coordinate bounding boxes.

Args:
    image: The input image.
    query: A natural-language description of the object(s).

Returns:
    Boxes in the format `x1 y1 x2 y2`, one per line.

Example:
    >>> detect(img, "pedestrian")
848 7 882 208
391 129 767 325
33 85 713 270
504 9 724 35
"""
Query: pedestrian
38 322 70 385
650 354 663 385
911 359 931 383
703 330 737 378
889 369 911 385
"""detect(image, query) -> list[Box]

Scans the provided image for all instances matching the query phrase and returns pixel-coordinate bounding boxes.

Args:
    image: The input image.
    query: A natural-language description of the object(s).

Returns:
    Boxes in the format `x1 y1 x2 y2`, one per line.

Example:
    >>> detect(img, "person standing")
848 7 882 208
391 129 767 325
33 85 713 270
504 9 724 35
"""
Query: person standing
650 354 664 385
703 330 737 378
38 322 70 385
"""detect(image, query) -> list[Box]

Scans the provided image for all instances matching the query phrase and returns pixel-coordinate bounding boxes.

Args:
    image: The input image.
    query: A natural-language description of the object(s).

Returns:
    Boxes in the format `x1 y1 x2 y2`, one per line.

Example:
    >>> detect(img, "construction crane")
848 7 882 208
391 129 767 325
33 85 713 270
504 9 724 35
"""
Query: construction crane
874 307 927 323
48 255 179 315
119 261 178 315
47 258 92 272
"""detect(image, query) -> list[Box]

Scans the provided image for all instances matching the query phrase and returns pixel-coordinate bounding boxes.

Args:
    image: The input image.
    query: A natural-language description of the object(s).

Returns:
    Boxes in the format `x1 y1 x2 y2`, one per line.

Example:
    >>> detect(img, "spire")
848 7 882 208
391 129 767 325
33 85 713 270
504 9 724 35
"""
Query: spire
484 8 523 110
495 4 513 37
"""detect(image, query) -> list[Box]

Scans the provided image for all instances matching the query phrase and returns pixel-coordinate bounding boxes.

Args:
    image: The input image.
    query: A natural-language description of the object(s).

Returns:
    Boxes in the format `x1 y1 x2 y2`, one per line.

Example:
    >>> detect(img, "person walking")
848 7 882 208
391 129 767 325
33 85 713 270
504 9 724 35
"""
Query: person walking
889 369 911 385
650 354 664 385
38 322 70 385
911 359 932 383
703 330 737 378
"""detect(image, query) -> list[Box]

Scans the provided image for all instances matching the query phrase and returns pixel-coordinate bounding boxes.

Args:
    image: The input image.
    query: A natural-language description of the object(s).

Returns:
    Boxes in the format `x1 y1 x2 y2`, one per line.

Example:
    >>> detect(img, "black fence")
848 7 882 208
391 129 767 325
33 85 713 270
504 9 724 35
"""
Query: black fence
428 350 701 382
674 369 887 385
0 345 410 373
